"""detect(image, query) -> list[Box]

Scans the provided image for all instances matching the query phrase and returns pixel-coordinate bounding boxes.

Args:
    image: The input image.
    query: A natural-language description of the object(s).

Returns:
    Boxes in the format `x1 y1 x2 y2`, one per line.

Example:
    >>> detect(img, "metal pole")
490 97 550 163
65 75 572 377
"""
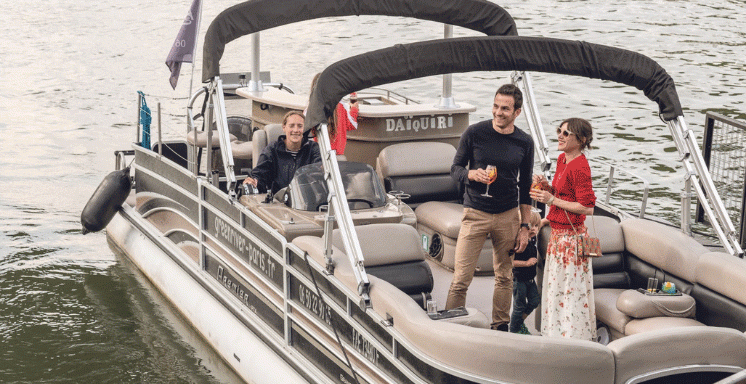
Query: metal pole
158 102 162 157
205 87 213 181
682 176 692 235
136 93 142 144
249 33 263 92
437 24 457 109
188 0 202 99
317 122 371 308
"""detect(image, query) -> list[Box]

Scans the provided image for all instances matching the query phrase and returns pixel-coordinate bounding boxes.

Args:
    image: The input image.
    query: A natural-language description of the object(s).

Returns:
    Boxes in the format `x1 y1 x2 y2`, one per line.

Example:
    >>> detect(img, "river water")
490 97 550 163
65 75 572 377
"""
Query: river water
1 0 744 382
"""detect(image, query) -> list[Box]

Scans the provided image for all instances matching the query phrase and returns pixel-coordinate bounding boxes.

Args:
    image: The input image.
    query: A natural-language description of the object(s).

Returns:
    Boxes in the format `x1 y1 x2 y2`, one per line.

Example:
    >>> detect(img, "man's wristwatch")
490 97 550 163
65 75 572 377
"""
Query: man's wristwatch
520 223 530 230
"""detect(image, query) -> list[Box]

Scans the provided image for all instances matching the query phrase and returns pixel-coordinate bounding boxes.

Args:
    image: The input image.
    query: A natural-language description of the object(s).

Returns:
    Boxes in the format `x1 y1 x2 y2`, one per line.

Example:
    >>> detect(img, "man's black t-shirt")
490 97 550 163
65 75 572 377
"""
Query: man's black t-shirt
451 120 534 214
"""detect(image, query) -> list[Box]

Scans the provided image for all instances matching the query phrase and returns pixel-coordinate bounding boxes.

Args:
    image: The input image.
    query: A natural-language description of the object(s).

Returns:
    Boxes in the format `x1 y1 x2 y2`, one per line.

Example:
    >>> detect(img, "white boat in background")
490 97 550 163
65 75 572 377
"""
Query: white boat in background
86 0 746 383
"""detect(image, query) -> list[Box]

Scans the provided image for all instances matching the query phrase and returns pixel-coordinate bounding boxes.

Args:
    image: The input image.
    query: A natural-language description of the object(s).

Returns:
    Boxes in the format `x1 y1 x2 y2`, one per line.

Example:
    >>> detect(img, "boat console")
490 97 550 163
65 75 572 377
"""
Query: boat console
240 161 417 241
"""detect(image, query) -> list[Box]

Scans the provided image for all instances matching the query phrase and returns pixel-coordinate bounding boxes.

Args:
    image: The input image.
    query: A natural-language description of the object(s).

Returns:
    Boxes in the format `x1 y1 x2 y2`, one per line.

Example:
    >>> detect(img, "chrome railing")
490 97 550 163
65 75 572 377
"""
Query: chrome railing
595 160 650 219
668 116 743 256
316 123 371 308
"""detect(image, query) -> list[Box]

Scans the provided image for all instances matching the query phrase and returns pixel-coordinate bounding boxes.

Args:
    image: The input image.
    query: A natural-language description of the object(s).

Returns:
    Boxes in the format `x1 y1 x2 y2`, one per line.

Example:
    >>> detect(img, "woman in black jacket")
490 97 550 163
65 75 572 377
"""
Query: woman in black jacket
243 111 321 194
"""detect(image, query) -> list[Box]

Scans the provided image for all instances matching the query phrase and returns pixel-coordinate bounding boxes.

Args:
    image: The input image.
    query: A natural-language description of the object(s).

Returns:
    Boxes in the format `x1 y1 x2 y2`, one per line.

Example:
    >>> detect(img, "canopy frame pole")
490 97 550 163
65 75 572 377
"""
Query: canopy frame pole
210 77 238 199
514 71 552 176
317 123 371 308
437 24 458 109
249 33 264 92
667 117 743 256
187 87 208 176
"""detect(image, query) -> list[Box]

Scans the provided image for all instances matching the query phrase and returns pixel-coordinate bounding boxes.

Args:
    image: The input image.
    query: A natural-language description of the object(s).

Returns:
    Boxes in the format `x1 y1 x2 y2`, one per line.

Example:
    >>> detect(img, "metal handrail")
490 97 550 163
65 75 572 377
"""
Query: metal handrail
667 117 743 256
516 71 552 176
365 87 420 105
211 77 237 198
317 122 371 308
594 160 650 218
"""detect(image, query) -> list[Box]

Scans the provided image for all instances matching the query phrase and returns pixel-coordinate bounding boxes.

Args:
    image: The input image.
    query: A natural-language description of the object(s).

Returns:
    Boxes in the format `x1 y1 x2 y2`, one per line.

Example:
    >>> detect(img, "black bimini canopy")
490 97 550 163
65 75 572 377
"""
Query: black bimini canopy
201 0 517 82
306 36 684 129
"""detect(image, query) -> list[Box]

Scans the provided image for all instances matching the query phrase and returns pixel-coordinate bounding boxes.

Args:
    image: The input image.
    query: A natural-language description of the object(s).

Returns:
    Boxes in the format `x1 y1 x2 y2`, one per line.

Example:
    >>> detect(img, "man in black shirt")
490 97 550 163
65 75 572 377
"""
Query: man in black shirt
445 84 534 331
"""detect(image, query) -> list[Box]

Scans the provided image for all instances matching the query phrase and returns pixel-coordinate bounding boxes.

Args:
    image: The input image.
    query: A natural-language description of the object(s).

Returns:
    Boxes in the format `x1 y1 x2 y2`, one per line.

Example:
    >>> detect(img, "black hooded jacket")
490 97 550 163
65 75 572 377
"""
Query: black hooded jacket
251 135 322 194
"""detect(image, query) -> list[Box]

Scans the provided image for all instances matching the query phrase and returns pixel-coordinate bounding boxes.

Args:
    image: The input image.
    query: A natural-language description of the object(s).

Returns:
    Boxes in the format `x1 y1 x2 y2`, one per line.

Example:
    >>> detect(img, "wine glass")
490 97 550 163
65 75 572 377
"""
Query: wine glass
530 180 543 213
481 165 497 197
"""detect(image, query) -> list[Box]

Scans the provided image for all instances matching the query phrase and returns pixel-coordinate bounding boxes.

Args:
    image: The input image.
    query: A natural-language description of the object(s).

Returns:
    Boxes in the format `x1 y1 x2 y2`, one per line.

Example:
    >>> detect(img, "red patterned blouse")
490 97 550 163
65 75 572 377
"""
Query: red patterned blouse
546 152 596 230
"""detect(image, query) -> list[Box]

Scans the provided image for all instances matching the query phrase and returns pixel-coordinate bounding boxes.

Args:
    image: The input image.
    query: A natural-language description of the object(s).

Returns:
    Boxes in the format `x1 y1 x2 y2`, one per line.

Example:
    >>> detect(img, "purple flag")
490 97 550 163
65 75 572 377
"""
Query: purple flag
165 0 201 90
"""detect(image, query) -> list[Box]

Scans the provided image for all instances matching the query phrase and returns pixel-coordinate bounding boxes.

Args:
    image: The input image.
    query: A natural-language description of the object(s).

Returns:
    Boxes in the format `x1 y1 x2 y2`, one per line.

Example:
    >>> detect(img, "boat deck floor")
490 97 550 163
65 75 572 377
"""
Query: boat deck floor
427 259 539 334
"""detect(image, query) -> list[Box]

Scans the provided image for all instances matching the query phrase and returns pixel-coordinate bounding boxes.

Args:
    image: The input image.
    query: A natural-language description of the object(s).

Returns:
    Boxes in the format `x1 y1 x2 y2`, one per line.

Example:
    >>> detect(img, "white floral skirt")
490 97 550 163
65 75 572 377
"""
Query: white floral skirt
541 227 597 340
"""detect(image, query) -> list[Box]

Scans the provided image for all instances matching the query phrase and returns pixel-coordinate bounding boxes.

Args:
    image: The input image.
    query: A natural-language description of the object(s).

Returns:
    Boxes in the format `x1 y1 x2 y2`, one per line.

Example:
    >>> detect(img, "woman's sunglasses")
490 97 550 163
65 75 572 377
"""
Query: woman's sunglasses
556 128 576 137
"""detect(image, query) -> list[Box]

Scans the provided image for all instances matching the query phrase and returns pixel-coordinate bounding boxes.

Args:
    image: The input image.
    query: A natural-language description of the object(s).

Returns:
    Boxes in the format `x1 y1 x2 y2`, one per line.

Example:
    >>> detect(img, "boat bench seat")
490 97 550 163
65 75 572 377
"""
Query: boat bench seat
692 252 746 332
592 218 709 340
294 225 488 325
187 116 254 171
186 130 237 147
251 123 284 168
332 223 433 309
376 142 460 209
231 140 252 160
225 115 254 160
538 215 631 292
376 142 494 273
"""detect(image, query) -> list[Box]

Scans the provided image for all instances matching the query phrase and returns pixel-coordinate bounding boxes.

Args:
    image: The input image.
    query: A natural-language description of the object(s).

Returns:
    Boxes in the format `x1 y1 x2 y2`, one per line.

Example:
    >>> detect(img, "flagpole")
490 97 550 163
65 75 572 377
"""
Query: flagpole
166 0 202 92
188 0 203 99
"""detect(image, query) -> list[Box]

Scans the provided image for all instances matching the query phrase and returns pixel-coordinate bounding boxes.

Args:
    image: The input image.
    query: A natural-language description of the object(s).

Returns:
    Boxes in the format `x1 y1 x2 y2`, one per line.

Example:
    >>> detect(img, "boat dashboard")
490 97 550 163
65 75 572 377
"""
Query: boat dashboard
239 162 417 240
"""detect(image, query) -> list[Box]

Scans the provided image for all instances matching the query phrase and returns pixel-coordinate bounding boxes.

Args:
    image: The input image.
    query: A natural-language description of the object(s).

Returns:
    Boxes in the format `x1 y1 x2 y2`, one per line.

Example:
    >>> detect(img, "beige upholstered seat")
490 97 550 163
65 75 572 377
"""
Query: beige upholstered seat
252 124 284 166
231 139 253 160
594 218 708 341
375 142 460 209
186 130 236 147
375 141 494 272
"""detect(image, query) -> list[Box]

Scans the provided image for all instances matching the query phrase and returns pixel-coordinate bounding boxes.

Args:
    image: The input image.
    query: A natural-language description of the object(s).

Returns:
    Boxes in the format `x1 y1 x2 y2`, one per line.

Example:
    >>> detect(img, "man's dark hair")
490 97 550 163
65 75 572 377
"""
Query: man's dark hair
495 84 523 110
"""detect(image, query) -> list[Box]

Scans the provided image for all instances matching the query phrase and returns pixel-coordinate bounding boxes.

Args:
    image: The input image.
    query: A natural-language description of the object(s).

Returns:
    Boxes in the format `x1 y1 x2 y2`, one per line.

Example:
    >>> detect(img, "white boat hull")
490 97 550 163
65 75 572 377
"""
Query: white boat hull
106 209 310 384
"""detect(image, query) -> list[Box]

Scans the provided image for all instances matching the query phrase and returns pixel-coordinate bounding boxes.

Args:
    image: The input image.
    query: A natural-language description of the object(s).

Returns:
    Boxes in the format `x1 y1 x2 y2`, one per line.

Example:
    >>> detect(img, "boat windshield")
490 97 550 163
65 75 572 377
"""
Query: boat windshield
287 162 387 212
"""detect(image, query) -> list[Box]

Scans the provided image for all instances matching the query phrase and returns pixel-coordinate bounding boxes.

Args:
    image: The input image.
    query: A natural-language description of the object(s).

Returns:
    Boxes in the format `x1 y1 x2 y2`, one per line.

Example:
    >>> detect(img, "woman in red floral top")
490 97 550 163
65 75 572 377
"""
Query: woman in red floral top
530 117 597 340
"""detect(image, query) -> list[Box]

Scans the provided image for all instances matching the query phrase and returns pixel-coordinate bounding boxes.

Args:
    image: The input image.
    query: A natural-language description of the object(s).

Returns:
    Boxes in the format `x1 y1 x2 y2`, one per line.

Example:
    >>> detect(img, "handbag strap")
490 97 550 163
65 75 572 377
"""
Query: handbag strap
563 209 579 236
562 207 596 237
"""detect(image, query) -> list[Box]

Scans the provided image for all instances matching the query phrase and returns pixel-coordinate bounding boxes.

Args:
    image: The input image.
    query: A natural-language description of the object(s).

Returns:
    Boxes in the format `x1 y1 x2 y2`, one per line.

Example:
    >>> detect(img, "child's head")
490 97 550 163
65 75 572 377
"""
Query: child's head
528 211 541 228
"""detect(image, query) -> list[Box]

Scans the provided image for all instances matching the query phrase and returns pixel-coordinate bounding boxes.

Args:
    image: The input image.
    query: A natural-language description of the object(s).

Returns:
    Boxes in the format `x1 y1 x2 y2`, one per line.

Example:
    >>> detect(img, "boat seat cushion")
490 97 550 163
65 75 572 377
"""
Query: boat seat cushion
607 326 746 384
595 288 632 335
415 201 463 239
376 142 459 208
620 218 708 283
332 223 425 266
696 252 746 306
692 252 746 331
587 215 625 254
623 317 705 335
364 260 432 296
376 141 457 178
186 130 237 147
616 289 696 319
332 223 433 307
231 139 253 160
251 124 283 167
